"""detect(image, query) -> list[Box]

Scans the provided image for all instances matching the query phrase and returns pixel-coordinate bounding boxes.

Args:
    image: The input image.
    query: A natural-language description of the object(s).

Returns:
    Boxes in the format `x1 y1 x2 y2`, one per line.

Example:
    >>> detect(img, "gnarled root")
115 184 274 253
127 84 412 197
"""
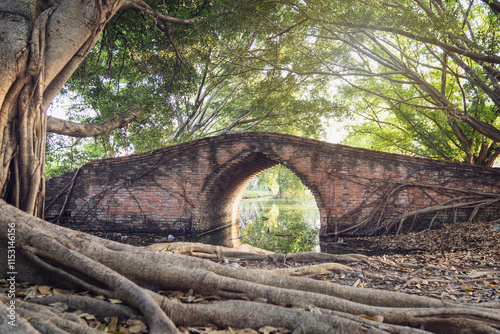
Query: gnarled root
1 201 499 333
148 241 367 263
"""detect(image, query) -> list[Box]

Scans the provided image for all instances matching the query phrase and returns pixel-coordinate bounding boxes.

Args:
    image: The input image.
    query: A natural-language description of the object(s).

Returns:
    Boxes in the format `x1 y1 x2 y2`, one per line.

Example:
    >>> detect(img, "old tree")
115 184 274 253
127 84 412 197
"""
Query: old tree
1 0 500 333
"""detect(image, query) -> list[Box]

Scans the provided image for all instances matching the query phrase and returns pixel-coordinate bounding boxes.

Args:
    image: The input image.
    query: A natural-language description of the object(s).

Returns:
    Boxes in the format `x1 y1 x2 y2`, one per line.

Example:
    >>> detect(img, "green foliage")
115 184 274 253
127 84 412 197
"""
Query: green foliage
47 0 338 176
45 133 107 178
47 0 500 177
240 203 319 254
248 165 311 197
338 54 500 164
246 0 500 166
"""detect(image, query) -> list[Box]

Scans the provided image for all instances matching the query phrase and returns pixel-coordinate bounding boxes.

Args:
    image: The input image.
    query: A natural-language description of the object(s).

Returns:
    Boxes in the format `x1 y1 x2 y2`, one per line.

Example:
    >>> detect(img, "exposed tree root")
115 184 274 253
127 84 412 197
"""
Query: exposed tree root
1 201 500 333
152 297 396 334
32 295 140 319
262 263 354 277
19 238 179 333
250 262 408 286
148 241 367 263
0 296 102 334
0 301 39 334
335 183 500 236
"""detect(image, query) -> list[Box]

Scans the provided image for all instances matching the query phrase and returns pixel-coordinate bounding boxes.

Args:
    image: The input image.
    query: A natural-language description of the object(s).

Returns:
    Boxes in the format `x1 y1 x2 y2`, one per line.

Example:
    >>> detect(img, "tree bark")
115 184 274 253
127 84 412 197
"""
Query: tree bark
0 0 125 216
46 110 141 137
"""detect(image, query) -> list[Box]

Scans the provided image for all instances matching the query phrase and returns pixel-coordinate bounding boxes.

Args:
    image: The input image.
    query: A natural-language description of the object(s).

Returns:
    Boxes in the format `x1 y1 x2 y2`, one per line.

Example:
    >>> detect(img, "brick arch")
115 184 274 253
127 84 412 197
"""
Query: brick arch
45 132 500 246
197 151 326 245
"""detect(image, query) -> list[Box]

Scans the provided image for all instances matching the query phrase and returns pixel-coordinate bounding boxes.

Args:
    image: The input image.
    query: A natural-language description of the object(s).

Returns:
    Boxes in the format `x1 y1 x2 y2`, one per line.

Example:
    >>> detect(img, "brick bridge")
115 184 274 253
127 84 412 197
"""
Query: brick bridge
45 132 500 246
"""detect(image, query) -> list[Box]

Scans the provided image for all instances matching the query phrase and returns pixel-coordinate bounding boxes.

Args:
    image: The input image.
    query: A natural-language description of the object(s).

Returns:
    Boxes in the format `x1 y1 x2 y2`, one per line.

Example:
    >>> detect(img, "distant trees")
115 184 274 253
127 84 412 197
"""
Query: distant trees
247 0 500 166
246 165 311 198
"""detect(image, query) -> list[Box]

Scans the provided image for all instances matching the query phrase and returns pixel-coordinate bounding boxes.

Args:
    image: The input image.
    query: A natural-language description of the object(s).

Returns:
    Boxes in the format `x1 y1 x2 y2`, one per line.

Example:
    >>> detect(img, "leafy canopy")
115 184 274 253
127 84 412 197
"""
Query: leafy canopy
243 0 500 166
47 0 339 175
48 0 500 177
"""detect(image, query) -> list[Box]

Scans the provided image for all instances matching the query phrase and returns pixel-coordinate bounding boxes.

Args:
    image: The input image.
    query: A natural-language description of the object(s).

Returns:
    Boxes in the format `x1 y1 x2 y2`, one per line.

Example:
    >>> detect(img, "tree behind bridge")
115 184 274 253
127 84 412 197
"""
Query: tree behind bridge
247 0 500 166
44 0 335 176
1 0 282 215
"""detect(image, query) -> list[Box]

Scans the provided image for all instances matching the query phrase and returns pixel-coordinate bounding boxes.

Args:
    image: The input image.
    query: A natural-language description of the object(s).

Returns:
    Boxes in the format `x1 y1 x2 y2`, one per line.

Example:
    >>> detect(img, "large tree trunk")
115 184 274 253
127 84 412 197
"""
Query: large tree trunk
0 0 125 216
0 2 44 216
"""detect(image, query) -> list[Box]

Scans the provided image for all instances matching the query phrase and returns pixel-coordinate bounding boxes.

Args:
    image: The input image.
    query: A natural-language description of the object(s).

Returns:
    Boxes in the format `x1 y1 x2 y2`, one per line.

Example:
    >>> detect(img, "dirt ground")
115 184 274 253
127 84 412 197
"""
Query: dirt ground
316 220 500 304
2 220 499 333
190 220 498 307
97 219 500 308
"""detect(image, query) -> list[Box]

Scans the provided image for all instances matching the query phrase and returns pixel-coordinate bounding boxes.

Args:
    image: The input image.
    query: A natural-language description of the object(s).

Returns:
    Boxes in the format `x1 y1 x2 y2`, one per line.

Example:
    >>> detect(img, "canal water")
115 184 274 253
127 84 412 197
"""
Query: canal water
239 195 321 253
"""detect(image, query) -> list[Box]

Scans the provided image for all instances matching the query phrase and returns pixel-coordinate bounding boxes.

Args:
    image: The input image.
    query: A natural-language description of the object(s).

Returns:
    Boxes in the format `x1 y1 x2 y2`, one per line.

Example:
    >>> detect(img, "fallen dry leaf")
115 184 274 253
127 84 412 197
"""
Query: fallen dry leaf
108 316 119 331
53 288 71 295
79 312 96 320
37 285 52 296
108 298 123 304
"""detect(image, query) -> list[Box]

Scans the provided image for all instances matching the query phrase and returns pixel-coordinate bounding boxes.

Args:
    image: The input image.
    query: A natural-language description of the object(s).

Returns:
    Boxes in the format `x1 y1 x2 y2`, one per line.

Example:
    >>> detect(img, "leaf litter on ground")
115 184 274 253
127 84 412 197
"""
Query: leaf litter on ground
1 220 498 333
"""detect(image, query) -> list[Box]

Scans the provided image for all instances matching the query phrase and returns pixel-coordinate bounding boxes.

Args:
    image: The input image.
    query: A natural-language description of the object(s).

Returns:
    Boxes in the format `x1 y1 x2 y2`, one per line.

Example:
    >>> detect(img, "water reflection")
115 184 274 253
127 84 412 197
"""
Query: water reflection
239 197 320 253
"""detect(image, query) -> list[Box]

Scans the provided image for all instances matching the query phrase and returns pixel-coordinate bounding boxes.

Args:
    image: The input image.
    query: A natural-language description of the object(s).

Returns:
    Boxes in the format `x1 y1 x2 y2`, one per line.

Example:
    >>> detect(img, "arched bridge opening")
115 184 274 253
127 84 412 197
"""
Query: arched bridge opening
239 165 322 253
197 152 325 247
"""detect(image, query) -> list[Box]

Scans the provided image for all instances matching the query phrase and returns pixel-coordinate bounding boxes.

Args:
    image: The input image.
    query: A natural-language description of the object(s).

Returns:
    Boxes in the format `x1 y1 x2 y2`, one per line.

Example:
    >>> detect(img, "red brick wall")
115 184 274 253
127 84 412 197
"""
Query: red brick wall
45 132 500 242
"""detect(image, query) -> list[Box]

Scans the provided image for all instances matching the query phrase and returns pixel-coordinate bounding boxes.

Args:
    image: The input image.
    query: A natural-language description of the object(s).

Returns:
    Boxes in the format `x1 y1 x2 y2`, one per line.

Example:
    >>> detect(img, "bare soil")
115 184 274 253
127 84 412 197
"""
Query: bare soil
2 220 499 333
318 220 500 304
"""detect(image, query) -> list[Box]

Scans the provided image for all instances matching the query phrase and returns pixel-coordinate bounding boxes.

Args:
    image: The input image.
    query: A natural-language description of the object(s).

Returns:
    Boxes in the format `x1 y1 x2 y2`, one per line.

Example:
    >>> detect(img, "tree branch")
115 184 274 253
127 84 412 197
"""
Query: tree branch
480 0 500 16
320 22 500 65
119 0 197 25
46 109 141 137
